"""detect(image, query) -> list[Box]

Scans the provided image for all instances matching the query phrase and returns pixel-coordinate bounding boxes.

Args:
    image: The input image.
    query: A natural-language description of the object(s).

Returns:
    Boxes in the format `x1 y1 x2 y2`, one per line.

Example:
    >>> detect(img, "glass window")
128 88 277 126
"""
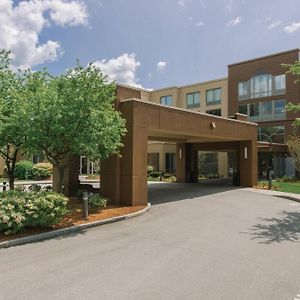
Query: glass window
206 88 221 105
165 153 176 173
258 126 285 144
274 99 286 120
186 92 200 108
239 104 247 115
250 74 272 98
160 95 173 106
238 81 249 100
274 75 286 94
249 103 260 121
206 109 221 116
260 101 273 121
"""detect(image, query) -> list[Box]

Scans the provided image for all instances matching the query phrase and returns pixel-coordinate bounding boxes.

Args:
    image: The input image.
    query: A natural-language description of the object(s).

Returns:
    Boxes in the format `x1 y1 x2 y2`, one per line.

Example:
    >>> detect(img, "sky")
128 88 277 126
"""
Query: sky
1 0 300 89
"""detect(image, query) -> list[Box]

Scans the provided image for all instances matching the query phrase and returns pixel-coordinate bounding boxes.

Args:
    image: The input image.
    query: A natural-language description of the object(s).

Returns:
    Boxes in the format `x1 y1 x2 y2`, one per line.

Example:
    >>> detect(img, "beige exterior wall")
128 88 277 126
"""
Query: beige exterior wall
146 78 229 177
148 142 176 172
0 157 5 176
148 78 228 117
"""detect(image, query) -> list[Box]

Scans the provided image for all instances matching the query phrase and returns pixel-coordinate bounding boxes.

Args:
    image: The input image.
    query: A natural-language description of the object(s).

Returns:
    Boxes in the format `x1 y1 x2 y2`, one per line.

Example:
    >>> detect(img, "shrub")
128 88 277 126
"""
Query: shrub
29 184 42 192
279 176 296 183
15 185 26 192
43 185 52 192
88 194 108 210
147 165 154 174
24 192 68 228
149 171 161 178
31 163 52 180
14 160 34 180
0 191 68 235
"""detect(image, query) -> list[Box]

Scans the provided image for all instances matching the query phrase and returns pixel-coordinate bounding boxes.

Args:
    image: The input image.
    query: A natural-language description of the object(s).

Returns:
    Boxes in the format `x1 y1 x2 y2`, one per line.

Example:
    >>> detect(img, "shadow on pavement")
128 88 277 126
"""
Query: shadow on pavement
148 178 239 205
247 211 300 244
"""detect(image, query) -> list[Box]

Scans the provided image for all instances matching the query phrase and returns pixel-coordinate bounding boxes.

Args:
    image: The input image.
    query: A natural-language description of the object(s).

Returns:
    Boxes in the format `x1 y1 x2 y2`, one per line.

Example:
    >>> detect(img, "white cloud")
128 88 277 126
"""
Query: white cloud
93 53 142 88
267 21 281 30
194 21 204 27
157 61 167 72
0 0 88 68
284 21 300 33
227 16 241 27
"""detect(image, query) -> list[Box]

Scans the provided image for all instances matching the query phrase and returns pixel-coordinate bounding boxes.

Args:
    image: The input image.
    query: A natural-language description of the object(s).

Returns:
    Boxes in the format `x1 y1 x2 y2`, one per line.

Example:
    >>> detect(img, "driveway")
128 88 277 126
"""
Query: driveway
1 180 300 300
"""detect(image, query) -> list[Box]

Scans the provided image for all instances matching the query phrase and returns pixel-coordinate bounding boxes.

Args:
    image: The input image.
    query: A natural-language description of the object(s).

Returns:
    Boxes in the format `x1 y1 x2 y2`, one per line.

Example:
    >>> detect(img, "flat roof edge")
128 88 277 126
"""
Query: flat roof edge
120 98 258 126
228 48 300 68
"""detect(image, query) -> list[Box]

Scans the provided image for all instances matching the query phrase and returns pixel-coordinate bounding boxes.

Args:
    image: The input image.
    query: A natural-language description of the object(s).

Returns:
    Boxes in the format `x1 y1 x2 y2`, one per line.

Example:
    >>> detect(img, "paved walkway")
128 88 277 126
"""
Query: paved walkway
1 180 300 299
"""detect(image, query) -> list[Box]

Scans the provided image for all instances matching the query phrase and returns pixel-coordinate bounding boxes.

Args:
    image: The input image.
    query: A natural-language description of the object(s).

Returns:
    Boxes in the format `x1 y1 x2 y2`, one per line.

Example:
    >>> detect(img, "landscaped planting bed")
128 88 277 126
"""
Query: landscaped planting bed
0 192 145 242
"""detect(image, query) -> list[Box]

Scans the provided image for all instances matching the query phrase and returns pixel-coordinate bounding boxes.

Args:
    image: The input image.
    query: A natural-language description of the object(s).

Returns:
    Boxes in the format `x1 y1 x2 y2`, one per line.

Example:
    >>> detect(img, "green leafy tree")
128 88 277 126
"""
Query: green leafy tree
24 63 126 193
283 61 300 176
0 50 28 189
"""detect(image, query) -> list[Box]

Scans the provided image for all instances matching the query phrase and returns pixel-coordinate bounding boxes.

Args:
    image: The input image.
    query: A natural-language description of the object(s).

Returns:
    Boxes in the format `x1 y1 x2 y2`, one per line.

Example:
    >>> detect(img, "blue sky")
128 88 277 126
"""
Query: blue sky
2 0 300 89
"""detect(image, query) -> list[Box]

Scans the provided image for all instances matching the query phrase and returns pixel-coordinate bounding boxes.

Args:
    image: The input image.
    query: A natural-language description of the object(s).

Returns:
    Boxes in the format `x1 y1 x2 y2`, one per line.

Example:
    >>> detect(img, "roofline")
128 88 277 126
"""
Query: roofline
120 98 258 127
117 83 153 93
228 48 300 67
151 77 228 93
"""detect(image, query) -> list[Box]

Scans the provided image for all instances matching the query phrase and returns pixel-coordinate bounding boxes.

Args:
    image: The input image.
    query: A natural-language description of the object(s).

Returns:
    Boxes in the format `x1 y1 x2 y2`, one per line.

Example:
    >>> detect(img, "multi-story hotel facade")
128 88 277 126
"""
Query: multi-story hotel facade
140 48 300 179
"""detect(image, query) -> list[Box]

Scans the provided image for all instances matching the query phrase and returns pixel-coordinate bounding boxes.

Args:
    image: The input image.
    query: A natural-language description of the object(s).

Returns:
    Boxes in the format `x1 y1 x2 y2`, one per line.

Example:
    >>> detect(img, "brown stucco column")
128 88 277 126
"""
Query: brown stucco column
119 124 148 206
176 143 197 183
239 140 258 187
176 143 186 182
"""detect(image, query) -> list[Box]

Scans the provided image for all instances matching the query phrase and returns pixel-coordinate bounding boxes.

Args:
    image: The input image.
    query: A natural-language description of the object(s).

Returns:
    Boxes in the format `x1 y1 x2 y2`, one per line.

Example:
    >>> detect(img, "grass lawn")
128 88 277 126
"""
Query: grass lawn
258 180 300 194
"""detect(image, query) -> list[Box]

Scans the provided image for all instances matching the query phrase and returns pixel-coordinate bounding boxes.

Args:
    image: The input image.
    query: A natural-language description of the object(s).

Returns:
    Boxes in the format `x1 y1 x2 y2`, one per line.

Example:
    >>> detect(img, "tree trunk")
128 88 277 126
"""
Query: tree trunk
52 164 65 194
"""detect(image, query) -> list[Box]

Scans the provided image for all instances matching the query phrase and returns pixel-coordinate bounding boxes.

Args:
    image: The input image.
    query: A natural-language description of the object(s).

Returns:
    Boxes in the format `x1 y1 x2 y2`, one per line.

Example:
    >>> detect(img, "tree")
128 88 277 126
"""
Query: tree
0 50 28 189
283 61 300 175
24 63 126 193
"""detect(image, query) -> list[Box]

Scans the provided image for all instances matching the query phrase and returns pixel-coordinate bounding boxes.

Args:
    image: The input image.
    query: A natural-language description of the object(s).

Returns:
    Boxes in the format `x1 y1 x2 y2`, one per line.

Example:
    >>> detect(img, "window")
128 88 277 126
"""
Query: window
206 88 221 105
165 153 176 173
238 81 249 100
274 75 286 94
198 152 218 176
186 92 200 108
148 153 159 171
160 95 173 106
249 103 260 121
257 126 285 144
206 109 221 116
274 99 286 120
250 74 272 98
238 73 286 100
260 101 273 121
240 100 286 122
239 104 247 115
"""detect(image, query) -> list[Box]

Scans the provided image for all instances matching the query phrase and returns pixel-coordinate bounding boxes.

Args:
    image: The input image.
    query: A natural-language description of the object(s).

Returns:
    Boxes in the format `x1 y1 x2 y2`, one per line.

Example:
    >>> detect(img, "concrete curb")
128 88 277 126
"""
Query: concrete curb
245 187 300 203
0 203 151 249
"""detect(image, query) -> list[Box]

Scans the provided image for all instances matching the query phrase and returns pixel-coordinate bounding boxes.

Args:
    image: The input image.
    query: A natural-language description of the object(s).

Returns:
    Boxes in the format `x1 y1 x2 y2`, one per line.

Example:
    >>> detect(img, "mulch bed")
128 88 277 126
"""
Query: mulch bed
0 197 145 243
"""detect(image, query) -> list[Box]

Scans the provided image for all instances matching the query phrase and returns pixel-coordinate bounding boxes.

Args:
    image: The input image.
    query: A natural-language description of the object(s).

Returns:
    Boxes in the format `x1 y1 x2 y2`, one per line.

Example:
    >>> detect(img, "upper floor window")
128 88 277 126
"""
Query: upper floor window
274 75 286 94
238 73 286 100
186 92 200 108
238 99 286 122
250 74 272 98
238 81 249 100
160 95 173 106
206 108 221 116
206 88 221 105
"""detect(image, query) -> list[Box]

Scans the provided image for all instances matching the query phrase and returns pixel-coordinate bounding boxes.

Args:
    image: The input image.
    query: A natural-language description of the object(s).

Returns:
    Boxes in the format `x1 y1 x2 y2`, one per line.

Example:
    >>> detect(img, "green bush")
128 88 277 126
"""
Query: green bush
147 165 154 174
28 184 42 192
31 163 52 180
14 160 34 180
149 171 161 178
88 194 108 210
279 176 296 183
0 191 68 235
